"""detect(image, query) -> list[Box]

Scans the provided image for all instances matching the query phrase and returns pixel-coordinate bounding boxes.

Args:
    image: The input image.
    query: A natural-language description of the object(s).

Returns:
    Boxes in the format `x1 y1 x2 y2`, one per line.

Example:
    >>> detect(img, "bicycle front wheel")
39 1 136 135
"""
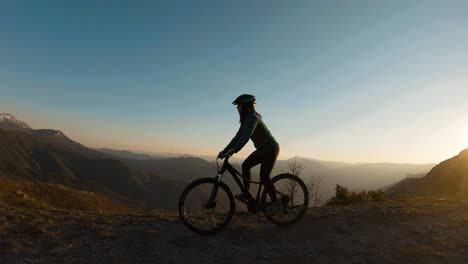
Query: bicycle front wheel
262 173 309 226
178 178 235 235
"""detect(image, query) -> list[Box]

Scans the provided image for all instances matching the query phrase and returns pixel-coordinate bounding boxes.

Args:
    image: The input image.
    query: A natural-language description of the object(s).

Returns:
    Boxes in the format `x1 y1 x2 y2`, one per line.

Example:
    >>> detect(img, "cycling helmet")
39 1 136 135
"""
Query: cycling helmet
232 94 256 105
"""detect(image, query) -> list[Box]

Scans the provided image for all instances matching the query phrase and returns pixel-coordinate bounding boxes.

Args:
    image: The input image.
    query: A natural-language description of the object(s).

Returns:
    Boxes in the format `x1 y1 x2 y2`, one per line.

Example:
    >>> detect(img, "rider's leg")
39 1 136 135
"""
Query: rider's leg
241 150 262 194
259 146 280 201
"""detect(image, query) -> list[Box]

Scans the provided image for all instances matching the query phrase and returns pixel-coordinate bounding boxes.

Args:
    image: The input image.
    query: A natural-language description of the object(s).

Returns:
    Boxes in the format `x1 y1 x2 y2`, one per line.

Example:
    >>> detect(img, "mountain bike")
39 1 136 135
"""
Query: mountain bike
178 156 309 235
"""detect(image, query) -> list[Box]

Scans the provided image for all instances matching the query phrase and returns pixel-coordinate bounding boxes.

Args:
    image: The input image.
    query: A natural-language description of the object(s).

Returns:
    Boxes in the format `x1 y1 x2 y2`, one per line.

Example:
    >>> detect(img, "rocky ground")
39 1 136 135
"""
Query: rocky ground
1 197 468 264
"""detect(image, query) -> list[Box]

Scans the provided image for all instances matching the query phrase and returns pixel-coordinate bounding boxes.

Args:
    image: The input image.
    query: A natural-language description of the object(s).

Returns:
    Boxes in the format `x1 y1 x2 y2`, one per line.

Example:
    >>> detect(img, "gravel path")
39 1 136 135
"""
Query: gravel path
1 197 468 263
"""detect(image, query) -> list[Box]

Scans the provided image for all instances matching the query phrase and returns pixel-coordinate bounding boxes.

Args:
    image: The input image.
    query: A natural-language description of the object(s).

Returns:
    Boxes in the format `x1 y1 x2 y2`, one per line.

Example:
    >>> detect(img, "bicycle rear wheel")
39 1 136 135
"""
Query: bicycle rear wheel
179 178 235 235
262 173 309 226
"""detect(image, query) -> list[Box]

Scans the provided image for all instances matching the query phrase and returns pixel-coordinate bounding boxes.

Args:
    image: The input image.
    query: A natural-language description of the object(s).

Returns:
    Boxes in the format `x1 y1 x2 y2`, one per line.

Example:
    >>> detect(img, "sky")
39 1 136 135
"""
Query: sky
1 0 468 164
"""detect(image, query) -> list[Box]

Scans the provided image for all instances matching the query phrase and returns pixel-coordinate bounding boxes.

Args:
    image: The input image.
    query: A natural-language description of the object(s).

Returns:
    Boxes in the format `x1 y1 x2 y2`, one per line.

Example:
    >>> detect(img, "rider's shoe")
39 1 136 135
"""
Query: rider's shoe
234 193 250 203
266 200 284 216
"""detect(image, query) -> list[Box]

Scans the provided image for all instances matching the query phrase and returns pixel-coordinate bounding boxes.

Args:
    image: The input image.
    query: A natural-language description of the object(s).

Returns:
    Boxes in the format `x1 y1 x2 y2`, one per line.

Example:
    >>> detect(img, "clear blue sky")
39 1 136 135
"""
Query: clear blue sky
1 0 468 163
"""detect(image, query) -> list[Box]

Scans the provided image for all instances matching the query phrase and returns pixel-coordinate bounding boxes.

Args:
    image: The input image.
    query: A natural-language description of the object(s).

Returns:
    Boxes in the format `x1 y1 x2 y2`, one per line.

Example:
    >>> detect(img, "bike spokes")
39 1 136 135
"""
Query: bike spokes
179 178 235 234
263 174 309 225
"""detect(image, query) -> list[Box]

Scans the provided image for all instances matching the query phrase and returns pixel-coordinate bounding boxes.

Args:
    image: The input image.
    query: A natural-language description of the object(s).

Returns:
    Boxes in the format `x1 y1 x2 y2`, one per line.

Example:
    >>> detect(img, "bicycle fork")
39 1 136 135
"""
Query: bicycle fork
206 173 223 209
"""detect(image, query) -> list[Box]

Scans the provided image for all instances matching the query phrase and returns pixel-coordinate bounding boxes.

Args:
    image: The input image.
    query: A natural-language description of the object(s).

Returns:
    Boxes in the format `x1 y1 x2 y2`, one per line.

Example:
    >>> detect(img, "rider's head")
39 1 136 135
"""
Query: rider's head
232 94 256 105
232 94 260 123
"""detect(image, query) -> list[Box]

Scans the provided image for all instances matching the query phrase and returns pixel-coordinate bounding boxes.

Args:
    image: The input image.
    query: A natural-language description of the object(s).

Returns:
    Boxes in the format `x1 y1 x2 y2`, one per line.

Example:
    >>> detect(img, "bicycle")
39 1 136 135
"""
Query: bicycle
178 156 309 235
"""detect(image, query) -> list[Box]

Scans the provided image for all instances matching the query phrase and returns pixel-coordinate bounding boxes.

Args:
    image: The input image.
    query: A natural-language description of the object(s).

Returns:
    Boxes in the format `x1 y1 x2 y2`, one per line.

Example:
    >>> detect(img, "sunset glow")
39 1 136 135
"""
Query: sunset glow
1 1 468 164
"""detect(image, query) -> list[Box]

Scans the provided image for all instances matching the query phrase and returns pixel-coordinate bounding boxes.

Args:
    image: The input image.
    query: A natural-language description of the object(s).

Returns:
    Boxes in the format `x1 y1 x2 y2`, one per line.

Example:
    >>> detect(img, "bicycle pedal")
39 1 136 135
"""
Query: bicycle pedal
234 194 251 203
235 197 249 203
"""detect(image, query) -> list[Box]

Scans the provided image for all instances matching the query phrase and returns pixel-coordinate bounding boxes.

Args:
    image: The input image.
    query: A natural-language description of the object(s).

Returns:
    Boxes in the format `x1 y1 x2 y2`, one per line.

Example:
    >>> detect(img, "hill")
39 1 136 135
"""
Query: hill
387 148 468 197
0 128 142 194
268 158 434 203
0 127 187 211
0 177 132 213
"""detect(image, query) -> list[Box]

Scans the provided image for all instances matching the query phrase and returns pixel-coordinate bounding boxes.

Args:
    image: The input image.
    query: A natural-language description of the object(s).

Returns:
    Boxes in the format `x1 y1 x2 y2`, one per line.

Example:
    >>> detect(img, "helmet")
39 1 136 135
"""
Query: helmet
232 94 256 105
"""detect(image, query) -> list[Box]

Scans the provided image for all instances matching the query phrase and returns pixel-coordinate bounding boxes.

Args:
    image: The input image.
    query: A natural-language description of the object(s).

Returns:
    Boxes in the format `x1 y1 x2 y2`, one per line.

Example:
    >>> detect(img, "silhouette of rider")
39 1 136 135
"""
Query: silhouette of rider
218 94 282 214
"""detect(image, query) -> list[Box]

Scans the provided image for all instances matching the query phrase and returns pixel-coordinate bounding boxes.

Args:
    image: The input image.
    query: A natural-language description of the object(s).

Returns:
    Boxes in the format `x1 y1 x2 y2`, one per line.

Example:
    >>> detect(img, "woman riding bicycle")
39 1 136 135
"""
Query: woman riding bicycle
179 94 308 233
218 94 283 214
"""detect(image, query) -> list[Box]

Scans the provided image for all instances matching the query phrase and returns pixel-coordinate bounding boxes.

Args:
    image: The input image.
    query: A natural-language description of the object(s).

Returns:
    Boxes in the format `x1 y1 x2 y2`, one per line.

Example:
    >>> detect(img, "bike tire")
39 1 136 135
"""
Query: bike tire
179 177 235 235
262 173 309 226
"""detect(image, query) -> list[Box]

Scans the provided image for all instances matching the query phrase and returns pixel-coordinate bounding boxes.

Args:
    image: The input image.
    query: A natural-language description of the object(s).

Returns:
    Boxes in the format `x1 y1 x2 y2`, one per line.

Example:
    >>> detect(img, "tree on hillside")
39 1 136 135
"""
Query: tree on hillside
287 158 322 207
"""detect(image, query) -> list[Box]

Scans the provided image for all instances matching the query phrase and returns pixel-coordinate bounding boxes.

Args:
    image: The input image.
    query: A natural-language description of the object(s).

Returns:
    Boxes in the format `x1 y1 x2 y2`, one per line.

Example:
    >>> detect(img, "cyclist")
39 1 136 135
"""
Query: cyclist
218 94 282 214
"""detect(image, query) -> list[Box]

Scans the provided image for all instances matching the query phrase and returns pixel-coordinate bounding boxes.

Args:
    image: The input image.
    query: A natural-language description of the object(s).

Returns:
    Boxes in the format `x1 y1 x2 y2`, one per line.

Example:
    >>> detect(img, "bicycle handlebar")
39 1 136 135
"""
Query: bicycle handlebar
215 155 231 171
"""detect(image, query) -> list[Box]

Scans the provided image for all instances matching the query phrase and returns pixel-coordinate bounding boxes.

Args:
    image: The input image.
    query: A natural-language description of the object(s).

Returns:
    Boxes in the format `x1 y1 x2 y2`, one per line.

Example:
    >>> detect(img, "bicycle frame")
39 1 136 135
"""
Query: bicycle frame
208 157 265 206
180 157 309 234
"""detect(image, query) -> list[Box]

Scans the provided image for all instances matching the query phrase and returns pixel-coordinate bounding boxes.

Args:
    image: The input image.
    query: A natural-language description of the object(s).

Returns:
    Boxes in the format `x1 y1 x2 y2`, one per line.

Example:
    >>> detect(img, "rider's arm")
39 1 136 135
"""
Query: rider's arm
222 127 242 153
231 113 259 153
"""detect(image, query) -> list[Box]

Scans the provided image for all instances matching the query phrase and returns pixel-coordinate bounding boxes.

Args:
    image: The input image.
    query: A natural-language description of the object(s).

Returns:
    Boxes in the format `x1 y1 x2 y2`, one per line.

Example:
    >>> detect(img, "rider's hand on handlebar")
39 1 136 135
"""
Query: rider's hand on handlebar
218 149 235 159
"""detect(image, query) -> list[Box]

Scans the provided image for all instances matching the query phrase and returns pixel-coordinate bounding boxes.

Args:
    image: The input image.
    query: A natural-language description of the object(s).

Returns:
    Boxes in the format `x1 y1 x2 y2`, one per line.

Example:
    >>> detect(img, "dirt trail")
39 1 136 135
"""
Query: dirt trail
1 197 468 263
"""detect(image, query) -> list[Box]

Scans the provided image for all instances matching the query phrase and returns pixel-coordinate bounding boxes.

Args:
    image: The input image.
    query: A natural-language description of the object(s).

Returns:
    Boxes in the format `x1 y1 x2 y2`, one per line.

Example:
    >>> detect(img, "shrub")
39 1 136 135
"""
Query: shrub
326 185 387 206
367 190 387 202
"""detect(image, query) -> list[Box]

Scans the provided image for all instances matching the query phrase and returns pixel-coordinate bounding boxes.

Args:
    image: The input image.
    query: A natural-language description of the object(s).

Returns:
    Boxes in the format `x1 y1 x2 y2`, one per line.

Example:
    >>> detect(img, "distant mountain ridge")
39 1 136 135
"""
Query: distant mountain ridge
0 114 188 211
269 157 434 203
387 148 468 197
1 113 435 209
95 150 434 204
95 148 155 160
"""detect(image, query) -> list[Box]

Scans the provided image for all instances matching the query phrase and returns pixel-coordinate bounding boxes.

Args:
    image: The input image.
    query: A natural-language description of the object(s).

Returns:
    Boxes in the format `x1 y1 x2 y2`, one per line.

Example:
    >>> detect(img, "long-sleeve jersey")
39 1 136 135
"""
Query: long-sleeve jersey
223 112 279 153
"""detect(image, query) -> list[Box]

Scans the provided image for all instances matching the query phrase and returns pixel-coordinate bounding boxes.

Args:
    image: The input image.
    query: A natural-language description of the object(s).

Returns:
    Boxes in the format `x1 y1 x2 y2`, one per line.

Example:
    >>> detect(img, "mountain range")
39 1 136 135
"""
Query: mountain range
95 142 434 196
0 113 188 210
0 113 452 211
